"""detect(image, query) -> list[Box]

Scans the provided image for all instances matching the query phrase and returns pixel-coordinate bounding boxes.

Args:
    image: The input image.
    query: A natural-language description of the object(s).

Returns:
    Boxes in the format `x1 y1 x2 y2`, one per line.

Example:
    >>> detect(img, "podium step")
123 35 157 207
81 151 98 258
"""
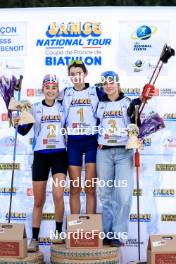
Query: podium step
50 245 120 263
0 252 44 264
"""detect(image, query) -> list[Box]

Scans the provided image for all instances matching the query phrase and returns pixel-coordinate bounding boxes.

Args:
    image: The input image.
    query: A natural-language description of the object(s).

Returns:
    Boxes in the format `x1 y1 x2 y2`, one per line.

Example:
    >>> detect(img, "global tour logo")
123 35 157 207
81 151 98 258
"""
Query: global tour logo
131 25 157 40
133 59 145 72
131 25 157 52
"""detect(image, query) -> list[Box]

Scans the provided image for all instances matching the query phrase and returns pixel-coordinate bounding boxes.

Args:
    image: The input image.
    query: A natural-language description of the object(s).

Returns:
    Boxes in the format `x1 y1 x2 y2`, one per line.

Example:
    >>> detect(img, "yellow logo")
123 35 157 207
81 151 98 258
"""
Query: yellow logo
42 213 55 220
161 215 176 221
0 163 20 170
156 164 176 171
6 212 26 219
46 22 101 38
130 214 151 222
0 187 16 193
153 189 175 196
133 189 142 196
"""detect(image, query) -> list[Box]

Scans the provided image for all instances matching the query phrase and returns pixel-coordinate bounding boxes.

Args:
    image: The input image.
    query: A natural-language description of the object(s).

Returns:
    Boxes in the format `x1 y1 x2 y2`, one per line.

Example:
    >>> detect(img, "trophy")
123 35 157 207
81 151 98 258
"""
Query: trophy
126 124 143 149
8 98 35 125
0 75 34 126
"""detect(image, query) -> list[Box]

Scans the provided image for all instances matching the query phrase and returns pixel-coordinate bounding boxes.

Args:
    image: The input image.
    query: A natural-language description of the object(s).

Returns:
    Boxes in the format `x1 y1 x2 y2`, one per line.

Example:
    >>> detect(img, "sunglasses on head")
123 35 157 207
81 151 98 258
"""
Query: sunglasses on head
68 60 84 65
43 74 58 84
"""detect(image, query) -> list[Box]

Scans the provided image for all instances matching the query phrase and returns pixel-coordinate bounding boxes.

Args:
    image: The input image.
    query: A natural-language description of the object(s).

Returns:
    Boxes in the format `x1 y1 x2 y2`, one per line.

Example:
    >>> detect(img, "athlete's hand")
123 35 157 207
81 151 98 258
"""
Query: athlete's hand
141 83 155 101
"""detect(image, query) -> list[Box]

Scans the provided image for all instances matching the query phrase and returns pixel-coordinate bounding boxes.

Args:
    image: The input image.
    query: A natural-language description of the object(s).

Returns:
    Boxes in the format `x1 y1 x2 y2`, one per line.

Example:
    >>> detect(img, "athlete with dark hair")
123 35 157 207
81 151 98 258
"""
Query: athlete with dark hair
62 60 103 214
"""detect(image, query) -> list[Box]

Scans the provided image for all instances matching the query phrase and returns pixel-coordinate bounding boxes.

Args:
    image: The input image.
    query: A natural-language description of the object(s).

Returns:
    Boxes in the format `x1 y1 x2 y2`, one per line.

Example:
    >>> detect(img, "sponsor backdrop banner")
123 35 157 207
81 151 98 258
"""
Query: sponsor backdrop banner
117 21 170 76
0 6 176 264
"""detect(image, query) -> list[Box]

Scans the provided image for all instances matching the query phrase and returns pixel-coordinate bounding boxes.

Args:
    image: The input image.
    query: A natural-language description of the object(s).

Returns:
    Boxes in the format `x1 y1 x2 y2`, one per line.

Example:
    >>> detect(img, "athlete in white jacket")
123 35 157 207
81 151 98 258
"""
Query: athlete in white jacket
14 74 67 251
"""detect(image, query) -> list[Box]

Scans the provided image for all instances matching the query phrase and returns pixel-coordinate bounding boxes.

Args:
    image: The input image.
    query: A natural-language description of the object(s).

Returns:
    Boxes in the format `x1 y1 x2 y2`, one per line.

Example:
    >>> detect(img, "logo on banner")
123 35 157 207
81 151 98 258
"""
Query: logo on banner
0 136 27 154
27 88 42 97
0 187 16 195
133 59 145 72
154 88 159 96
160 88 176 96
39 237 51 245
148 60 158 69
0 26 17 35
163 137 176 148
35 89 42 96
143 138 152 146
133 189 142 196
1 113 8 121
131 25 157 52
122 88 141 96
161 214 176 221
0 22 26 56
153 189 175 197
125 238 144 247
27 188 33 196
29 138 33 145
5 212 26 220
36 21 112 66
46 22 101 38
27 89 35 96
131 25 157 41
42 213 55 220
0 163 20 170
163 113 176 121
130 214 151 222
156 164 176 171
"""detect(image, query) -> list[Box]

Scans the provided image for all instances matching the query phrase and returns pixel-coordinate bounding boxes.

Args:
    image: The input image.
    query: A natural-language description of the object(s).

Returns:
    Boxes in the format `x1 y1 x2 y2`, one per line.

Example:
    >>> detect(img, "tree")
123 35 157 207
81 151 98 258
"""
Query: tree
0 0 175 8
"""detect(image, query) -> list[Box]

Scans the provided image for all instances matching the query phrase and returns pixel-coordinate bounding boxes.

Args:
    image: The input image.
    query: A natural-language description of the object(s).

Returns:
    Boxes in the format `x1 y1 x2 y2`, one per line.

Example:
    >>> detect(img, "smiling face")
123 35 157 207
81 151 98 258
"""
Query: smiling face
103 79 120 97
42 83 59 103
69 66 87 85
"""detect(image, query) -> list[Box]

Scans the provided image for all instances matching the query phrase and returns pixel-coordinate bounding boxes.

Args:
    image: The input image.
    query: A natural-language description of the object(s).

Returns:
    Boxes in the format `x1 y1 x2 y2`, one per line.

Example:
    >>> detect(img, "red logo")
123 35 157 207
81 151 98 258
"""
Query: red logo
155 253 176 264
72 123 78 128
43 139 48 144
27 188 33 196
155 88 159 96
1 113 8 121
104 134 109 139
27 89 35 97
